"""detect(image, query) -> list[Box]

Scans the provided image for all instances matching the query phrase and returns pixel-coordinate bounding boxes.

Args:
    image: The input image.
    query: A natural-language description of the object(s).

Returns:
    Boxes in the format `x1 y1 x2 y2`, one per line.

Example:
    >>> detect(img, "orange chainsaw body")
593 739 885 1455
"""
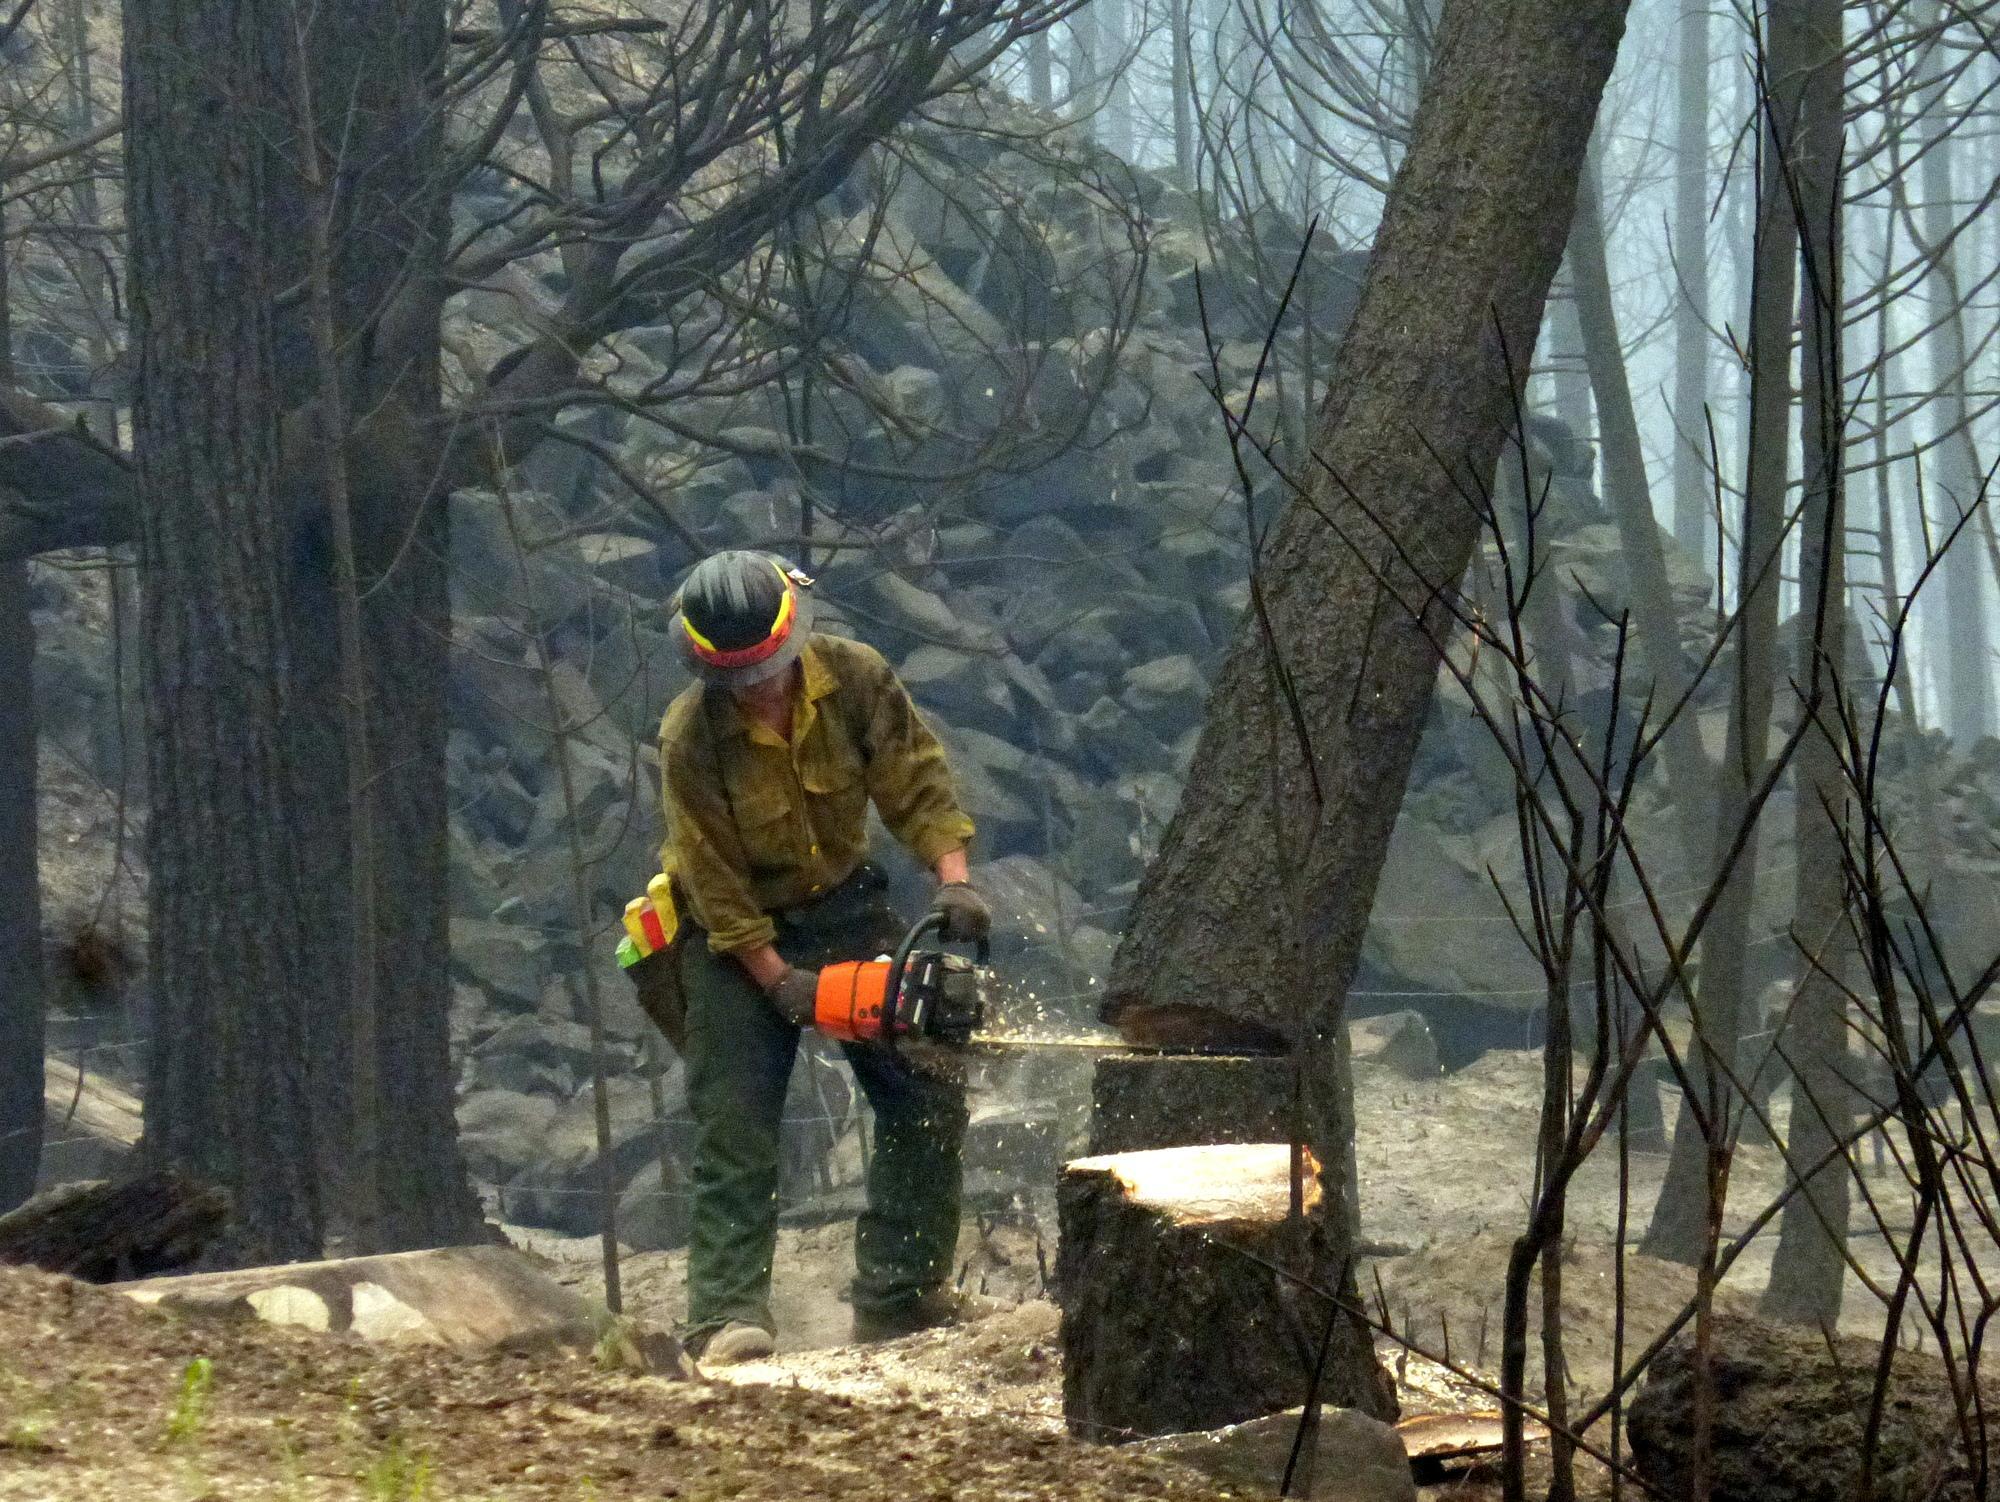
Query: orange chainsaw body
814 959 896 1043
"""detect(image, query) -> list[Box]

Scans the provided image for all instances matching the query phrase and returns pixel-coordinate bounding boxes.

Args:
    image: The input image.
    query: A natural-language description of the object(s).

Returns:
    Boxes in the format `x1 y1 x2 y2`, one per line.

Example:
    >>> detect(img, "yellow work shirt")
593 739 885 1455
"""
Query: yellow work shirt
659 634 976 953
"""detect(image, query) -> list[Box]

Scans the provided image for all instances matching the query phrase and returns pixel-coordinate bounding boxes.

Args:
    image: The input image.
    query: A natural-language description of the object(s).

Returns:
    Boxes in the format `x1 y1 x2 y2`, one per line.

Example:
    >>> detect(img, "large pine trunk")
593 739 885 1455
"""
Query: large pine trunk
1104 0 1631 1315
128 0 322 1262
0 561 42 1212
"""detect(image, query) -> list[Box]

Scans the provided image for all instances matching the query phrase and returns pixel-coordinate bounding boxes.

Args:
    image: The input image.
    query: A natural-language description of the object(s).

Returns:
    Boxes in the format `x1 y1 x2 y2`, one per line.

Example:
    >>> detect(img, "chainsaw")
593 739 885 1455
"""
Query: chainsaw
615 875 1275 1060
808 912 1176 1065
811 911 990 1064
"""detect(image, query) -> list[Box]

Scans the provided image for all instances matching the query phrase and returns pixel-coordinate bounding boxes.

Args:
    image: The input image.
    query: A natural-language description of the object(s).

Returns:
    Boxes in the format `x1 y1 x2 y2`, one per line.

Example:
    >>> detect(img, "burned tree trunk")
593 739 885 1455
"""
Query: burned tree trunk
128 0 322 1263
270 0 477 1253
1089 1054 1294 1156
0 561 41 1213
1057 1144 1394 1440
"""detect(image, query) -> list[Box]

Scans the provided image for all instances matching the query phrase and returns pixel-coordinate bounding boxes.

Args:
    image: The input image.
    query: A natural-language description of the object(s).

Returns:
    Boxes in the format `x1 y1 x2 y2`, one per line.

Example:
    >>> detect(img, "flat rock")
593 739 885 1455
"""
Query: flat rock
1145 1406 1415 1502
116 1245 637 1360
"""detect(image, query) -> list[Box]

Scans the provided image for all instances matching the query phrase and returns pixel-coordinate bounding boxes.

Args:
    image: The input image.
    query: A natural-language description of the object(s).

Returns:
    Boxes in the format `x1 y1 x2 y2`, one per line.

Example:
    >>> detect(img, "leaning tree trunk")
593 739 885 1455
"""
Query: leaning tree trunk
1570 151 1711 872
1669 0 1713 566
1105 0 1631 1240
128 0 322 1262
1913 0 1995 747
0 230 41 1214
0 561 42 1213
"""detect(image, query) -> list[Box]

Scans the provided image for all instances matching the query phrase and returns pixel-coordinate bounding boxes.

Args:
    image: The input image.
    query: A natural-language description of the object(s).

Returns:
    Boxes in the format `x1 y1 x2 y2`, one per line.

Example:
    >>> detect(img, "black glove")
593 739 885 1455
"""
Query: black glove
767 966 819 1027
933 881 992 944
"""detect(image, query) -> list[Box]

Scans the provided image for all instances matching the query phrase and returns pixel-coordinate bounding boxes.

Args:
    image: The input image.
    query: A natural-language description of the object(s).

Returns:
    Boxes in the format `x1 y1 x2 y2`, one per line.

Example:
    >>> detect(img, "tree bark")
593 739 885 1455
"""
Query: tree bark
1106 0 1632 1237
0 216 41 1215
1642 0 1817 1266
1028 29 1053 107
1760 0 1850 1328
1100 0 1133 159
1170 0 1194 186
1067 3 1099 135
128 0 322 1263
1088 1054 1294 1156
270 0 477 1252
0 560 41 1213
1545 281 1594 460
1057 1144 1395 1439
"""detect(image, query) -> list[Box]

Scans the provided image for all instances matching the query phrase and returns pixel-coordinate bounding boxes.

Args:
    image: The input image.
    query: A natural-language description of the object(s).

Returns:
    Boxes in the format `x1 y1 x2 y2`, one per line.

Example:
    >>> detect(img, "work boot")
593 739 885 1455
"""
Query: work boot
852 1289 1001 1344
697 1321 776 1366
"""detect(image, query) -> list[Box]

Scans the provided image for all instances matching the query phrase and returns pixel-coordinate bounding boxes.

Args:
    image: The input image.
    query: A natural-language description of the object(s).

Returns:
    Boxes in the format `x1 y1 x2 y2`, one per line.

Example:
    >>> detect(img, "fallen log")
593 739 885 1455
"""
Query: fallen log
0 1169 227 1281
1057 1142 1395 1441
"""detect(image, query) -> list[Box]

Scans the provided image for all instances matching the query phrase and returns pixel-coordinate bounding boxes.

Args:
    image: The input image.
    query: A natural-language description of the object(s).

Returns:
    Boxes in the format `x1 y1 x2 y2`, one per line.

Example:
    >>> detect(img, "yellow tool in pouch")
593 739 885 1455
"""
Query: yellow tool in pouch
617 865 687 1052
646 870 679 946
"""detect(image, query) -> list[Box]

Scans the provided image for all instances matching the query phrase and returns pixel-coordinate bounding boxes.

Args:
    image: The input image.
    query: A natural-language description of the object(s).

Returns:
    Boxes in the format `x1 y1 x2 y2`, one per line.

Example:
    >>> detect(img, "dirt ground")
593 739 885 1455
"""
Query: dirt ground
6 1044 1952 1501
515 1043 1955 1496
0 1262 1223 1502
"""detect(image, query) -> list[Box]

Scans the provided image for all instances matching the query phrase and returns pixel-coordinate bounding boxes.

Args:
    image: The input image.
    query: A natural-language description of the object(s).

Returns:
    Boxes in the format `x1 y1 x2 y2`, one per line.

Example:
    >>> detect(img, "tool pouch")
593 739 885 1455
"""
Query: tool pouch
626 940 687 1054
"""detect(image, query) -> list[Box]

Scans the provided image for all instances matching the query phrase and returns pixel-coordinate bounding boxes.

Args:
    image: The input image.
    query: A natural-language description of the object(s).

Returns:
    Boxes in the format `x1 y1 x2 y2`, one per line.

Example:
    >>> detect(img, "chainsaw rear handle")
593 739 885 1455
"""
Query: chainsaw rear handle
882 911 988 1065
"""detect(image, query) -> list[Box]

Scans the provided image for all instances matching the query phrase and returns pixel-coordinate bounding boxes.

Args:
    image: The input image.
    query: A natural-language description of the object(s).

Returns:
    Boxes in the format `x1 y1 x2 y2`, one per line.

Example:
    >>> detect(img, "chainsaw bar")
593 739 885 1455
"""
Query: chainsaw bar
962 1031 1272 1057
964 1030 1141 1054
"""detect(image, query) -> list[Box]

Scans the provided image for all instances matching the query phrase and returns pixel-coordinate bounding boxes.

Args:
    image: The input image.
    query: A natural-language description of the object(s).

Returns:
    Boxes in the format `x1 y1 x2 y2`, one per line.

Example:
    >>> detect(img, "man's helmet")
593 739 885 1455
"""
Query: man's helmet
672 550 815 686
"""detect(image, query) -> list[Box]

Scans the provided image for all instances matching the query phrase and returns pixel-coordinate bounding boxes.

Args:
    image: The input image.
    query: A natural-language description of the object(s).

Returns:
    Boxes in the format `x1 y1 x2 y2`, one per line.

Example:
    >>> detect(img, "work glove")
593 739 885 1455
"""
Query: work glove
766 966 819 1027
932 880 992 944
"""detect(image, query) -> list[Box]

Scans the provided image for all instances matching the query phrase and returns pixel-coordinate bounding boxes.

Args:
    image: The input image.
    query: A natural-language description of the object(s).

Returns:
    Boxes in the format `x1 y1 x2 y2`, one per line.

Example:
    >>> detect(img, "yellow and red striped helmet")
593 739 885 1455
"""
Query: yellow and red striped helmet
672 551 814 685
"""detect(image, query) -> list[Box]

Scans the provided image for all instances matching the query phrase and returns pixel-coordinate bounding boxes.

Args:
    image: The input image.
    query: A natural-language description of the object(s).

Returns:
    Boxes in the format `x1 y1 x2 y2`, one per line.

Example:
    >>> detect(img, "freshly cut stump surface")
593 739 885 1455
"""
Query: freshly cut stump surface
1057 1142 1395 1441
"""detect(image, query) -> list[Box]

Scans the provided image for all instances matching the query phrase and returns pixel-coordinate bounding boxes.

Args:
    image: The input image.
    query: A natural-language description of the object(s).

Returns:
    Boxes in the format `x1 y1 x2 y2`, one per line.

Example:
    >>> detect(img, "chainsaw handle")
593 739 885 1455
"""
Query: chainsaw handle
881 913 988 1064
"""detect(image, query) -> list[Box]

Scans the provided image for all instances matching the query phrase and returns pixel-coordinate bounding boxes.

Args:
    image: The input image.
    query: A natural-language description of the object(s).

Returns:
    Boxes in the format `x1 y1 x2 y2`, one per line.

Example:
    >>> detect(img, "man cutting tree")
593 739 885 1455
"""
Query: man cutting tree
655 550 995 1365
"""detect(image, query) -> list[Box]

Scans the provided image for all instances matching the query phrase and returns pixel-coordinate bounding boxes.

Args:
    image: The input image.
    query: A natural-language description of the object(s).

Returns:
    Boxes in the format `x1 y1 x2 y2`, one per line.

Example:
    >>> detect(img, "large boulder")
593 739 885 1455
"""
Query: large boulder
456 1088 559 1185
1629 1314 1984 1502
900 646 1017 733
1121 654 1208 733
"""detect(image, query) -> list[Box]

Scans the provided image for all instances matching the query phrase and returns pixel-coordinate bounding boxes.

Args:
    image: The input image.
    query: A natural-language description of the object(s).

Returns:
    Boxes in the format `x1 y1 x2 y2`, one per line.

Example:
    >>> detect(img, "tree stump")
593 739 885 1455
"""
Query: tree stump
1089 1053 1294 1155
0 1169 228 1282
1057 1143 1395 1441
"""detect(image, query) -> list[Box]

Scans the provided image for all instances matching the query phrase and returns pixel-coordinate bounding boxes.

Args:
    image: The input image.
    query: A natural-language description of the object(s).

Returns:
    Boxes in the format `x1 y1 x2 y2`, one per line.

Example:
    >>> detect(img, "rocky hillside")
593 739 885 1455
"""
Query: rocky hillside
27 91 2000 1243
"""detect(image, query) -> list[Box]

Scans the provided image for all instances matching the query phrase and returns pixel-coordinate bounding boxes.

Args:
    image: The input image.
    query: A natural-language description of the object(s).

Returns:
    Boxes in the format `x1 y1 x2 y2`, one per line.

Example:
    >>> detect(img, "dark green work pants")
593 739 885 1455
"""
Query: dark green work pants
678 870 968 1341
